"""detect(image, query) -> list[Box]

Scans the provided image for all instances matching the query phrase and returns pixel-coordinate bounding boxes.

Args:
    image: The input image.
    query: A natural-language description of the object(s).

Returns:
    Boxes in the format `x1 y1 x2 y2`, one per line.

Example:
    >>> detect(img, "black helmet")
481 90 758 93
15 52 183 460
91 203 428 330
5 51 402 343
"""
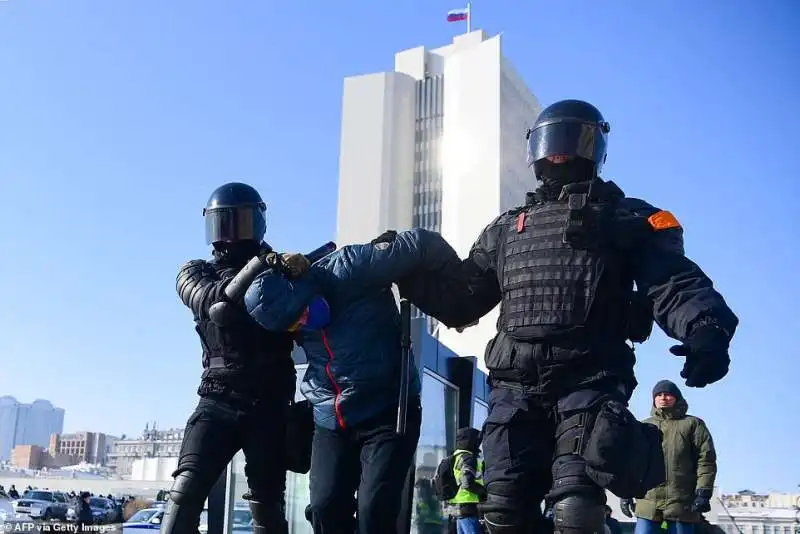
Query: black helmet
526 99 610 180
203 182 267 246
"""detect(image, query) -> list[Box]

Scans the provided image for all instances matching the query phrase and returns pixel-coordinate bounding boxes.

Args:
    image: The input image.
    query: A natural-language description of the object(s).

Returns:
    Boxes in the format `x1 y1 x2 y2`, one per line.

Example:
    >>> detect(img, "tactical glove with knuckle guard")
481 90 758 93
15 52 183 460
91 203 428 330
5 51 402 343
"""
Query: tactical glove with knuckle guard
669 324 730 388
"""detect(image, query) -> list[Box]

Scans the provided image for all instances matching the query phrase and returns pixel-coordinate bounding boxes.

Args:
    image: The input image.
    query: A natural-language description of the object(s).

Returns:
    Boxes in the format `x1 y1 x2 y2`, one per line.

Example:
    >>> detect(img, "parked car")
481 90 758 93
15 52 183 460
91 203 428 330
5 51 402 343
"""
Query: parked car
122 508 208 534
89 497 118 524
229 506 253 533
11 490 69 521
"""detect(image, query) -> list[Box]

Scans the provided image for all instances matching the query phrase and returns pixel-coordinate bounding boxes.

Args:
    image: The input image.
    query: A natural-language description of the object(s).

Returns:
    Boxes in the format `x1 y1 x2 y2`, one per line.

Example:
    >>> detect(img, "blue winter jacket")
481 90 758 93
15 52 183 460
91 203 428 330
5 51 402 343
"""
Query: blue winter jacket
243 228 463 430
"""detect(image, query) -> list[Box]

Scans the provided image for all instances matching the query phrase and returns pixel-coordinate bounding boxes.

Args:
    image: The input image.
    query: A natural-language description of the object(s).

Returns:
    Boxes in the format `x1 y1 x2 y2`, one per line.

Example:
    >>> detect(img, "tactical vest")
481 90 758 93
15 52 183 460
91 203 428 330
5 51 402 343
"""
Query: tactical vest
196 262 294 397
450 450 484 505
497 180 626 341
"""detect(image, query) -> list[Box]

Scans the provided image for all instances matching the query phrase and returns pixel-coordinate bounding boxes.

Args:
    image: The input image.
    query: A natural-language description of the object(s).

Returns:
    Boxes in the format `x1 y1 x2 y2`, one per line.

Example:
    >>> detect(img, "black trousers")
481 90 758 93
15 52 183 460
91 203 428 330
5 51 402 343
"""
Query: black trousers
481 384 627 532
309 398 422 534
160 394 289 534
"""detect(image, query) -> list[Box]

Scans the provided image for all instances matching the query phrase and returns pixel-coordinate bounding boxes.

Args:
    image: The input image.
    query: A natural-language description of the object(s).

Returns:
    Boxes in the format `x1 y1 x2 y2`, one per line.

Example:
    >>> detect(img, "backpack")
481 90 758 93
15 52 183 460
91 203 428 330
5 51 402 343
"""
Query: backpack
432 454 459 501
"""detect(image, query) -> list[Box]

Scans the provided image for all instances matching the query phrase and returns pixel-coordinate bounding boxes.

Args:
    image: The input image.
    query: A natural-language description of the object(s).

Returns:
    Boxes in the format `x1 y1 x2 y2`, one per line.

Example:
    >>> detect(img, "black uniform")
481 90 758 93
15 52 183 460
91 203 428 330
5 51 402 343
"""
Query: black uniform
76 492 94 533
162 182 296 534
400 100 738 534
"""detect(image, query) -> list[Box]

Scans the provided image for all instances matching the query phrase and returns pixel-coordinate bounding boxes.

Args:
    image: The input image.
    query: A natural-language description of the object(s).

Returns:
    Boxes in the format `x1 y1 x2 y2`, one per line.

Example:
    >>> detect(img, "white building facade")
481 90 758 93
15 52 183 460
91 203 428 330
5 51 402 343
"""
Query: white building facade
0 396 65 461
106 423 184 476
336 30 542 370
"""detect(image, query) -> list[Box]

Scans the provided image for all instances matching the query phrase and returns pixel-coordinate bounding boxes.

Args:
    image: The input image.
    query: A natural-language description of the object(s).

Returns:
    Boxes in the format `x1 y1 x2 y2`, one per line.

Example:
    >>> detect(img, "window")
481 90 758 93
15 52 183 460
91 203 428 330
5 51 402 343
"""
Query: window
286 365 311 532
410 370 459 534
472 400 488 430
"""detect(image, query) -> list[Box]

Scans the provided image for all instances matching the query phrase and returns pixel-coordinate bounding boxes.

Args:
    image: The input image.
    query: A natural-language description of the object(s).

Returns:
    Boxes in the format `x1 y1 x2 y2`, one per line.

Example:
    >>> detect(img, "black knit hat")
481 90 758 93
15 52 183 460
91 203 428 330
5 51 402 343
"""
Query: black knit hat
652 379 682 400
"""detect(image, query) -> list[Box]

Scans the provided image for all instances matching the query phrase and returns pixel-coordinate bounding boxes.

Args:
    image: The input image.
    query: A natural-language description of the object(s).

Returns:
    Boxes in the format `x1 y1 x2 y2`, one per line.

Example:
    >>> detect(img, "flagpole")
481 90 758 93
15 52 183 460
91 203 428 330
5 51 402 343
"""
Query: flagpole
466 1 472 32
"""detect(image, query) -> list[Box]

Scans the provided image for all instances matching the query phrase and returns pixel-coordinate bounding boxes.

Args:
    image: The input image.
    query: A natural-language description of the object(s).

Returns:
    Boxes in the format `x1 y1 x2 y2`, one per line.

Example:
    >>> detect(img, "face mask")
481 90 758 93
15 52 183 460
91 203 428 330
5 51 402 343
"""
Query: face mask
287 296 331 332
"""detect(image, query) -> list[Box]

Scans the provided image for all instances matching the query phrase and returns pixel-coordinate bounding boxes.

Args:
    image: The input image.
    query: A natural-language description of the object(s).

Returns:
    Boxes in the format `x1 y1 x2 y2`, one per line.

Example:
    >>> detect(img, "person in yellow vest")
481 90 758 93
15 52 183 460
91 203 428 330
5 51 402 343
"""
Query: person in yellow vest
450 428 487 534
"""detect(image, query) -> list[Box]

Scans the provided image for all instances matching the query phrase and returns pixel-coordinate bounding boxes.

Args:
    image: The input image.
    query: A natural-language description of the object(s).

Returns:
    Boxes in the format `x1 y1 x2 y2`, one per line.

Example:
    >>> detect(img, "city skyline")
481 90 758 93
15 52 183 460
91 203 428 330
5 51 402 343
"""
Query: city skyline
0 395 178 443
0 396 64 462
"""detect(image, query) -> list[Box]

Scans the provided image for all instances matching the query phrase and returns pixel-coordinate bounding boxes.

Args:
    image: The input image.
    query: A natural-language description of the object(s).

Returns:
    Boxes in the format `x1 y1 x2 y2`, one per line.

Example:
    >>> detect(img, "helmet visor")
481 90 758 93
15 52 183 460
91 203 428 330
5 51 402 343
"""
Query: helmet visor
204 206 266 245
527 120 607 167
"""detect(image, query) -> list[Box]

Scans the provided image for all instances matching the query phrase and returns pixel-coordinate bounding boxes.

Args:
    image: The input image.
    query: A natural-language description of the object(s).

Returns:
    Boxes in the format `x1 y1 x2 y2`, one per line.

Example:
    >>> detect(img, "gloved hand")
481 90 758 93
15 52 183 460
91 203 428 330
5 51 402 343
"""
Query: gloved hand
619 499 634 518
371 230 398 244
258 250 282 269
669 324 730 388
281 253 310 278
690 490 712 513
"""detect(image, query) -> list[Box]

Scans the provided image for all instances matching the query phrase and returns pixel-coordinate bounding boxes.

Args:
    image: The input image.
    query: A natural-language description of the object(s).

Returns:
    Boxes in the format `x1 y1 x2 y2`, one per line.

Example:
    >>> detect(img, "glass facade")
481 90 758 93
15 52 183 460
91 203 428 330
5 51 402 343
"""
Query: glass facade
412 75 445 234
410 370 460 534
286 364 311 533
412 75 445 333
472 400 489 430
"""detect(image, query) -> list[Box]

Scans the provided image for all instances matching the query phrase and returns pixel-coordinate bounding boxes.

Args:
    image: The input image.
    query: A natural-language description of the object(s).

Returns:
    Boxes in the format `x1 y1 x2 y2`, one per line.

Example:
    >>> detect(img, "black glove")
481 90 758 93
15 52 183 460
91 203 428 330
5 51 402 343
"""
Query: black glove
258 250 283 269
371 230 398 244
619 498 634 518
690 490 712 513
280 253 310 278
669 324 730 388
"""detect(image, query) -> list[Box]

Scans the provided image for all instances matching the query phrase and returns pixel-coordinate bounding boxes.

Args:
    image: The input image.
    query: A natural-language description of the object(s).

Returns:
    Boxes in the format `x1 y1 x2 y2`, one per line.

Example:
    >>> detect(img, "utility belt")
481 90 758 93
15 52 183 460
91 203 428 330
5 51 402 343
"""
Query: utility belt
199 360 273 405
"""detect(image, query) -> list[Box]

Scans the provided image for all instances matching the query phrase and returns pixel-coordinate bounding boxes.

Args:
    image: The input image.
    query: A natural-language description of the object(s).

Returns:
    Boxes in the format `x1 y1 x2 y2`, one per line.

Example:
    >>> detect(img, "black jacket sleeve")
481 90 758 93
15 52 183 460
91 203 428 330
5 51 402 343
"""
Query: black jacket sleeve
397 215 505 328
619 198 739 341
175 260 234 320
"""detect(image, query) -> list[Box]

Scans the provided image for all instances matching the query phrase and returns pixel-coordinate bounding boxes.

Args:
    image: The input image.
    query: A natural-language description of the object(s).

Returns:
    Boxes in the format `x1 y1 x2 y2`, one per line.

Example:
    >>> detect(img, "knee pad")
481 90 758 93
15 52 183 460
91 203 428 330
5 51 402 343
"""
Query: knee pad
549 454 599 503
481 493 536 534
248 501 287 534
549 415 605 534
168 471 201 505
484 514 529 534
160 472 206 534
551 495 605 534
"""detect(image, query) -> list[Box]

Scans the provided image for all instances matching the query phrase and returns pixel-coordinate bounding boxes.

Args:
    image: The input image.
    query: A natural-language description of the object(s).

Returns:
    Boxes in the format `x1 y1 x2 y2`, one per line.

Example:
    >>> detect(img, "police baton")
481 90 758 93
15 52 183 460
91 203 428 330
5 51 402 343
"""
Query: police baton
396 298 412 436
209 241 336 326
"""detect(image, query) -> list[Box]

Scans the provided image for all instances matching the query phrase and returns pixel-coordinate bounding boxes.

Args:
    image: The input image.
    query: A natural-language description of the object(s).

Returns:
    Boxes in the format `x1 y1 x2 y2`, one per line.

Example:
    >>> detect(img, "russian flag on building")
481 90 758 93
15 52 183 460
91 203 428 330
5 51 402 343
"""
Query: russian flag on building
447 7 469 22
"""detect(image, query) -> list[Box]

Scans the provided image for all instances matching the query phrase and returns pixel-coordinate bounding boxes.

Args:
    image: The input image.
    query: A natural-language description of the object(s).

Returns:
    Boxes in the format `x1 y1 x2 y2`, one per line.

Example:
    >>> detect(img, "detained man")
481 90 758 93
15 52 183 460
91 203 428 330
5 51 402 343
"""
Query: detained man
243 228 463 534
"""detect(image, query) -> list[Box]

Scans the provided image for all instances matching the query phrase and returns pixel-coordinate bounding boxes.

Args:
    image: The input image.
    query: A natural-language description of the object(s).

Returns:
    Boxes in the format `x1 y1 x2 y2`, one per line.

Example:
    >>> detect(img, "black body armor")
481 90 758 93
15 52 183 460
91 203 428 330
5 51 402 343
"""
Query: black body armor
497 180 629 342
176 258 294 401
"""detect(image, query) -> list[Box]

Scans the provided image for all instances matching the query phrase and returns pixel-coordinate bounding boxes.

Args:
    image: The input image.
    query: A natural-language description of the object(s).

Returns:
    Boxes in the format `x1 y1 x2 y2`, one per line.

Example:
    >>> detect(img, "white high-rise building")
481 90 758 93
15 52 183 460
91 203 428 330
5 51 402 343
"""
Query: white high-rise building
336 30 542 370
0 396 65 461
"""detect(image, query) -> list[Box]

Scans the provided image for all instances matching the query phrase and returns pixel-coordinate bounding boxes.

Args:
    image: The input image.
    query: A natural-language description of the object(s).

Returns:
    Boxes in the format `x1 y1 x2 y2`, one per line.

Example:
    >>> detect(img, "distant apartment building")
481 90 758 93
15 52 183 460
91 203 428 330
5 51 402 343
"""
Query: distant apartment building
0 396 65 461
10 444 44 469
48 431 118 466
723 490 771 508
716 507 799 534
713 491 800 534
721 490 800 510
107 422 184 476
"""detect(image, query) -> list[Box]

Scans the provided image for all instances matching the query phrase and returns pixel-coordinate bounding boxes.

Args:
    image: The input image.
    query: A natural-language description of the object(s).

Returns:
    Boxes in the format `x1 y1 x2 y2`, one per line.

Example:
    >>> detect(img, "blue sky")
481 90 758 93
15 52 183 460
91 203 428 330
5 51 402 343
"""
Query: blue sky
1 0 797 492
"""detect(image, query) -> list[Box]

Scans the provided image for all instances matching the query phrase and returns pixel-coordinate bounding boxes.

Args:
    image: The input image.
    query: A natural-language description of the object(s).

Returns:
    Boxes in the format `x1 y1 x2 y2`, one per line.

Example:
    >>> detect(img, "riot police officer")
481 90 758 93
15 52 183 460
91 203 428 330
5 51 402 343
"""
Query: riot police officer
163 182 301 534
400 99 738 534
